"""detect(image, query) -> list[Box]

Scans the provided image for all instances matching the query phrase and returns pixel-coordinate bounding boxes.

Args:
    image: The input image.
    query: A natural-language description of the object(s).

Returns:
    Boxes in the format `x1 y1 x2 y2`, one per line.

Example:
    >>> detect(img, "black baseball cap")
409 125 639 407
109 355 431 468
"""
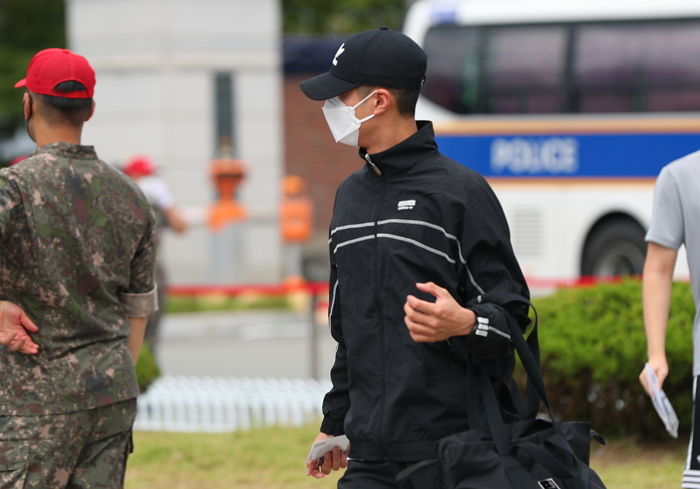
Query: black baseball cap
299 27 427 101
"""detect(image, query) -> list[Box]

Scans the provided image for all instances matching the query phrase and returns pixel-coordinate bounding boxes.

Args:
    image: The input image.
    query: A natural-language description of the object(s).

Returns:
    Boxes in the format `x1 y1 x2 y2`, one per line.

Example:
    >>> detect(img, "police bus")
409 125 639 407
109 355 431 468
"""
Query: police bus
403 0 699 284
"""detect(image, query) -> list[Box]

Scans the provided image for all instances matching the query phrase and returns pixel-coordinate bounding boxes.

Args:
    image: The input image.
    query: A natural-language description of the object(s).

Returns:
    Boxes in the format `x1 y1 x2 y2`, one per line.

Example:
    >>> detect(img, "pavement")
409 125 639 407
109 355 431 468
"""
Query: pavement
154 284 555 380
155 309 337 379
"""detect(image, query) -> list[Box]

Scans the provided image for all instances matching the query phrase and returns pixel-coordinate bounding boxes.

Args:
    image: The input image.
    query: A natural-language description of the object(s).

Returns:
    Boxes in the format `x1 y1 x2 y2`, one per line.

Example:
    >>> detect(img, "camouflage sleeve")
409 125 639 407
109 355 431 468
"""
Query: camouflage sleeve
119 209 158 318
0 174 20 238
119 285 158 318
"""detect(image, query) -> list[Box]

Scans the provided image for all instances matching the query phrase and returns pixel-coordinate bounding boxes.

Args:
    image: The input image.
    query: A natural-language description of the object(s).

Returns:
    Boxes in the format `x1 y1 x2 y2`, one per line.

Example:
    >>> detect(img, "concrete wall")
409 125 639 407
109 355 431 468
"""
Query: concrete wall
67 0 283 284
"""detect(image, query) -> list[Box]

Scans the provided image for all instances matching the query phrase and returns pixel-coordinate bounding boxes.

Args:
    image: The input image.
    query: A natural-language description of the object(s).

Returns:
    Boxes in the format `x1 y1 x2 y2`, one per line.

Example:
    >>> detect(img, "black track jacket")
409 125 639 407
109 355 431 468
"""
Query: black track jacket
321 121 530 462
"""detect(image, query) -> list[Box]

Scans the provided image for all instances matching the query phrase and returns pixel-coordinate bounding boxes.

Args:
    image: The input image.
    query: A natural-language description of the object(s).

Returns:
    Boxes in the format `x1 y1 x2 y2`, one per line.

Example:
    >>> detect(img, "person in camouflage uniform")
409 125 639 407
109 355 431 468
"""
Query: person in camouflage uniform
0 48 157 488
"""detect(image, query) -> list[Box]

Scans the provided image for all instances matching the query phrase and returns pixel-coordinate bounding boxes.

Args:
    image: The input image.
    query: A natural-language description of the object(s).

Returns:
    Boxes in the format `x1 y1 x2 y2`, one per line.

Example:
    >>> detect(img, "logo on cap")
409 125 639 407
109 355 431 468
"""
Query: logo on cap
332 43 346 67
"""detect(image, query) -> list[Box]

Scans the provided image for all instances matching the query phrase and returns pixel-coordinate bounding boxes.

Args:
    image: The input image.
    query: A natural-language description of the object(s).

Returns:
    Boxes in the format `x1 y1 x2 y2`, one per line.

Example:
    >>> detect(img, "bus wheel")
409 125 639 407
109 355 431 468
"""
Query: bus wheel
581 219 646 277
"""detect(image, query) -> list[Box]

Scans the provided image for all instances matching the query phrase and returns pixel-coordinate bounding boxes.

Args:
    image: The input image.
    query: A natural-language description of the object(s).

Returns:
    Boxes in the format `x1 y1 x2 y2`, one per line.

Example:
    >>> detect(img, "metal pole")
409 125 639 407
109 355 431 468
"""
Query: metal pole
309 287 319 380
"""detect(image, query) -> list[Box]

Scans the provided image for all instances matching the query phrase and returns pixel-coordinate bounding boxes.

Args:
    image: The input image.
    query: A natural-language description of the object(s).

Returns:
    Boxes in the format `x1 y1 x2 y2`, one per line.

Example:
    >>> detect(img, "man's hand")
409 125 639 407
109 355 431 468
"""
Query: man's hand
0 301 39 354
305 432 348 479
639 355 668 397
404 282 476 342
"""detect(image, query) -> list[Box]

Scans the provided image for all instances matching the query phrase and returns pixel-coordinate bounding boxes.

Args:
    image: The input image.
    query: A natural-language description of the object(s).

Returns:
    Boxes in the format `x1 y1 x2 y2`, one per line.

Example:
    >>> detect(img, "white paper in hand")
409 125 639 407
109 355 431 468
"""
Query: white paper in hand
306 435 350 462
645 363 679 438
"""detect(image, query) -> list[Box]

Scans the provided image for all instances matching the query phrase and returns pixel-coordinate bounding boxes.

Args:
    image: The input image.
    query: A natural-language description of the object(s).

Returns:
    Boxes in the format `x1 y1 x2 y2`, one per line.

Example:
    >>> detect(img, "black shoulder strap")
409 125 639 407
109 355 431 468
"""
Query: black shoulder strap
512 303 555 420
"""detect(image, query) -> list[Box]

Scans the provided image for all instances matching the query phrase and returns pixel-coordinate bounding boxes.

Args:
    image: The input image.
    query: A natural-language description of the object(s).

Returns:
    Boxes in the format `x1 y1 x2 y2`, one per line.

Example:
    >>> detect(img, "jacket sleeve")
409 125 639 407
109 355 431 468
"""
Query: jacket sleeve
0 174 20 241
319 241 350 435
119 207 158 318
452 176 531 360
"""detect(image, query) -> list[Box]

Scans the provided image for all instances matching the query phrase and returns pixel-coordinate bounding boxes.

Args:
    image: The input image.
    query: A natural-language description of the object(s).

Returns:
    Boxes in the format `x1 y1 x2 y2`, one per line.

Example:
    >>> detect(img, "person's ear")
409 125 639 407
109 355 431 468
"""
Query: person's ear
22 92 32 120
372 88 393 116
85 101 96 122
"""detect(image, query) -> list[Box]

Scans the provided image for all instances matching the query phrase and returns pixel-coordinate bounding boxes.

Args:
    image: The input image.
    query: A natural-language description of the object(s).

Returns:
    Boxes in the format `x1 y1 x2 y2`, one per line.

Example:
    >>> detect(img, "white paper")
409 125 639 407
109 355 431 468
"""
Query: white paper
306 435 350 462
645 363 679 438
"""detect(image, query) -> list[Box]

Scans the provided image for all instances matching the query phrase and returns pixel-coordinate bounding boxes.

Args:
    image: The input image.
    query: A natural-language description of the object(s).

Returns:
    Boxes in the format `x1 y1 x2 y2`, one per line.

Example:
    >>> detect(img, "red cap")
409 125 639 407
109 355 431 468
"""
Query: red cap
14 48 95 98
124 156 155 177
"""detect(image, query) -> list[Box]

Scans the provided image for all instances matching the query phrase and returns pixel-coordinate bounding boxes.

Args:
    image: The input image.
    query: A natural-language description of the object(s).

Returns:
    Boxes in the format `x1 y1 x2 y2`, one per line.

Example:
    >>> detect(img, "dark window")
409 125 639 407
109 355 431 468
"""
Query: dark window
484 26 567 114
214 72 235 155
423 24 567 114
573 24 644 112
423 25 480 114
573 21 700 112
644 23 700 111
422 19 700 115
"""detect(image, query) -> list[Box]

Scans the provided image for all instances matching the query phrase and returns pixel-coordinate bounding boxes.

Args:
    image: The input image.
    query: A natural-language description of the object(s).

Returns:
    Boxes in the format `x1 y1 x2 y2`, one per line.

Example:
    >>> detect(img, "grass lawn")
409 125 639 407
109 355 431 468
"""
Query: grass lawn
125 424 688 489
592 436 688 489
126 425 342 489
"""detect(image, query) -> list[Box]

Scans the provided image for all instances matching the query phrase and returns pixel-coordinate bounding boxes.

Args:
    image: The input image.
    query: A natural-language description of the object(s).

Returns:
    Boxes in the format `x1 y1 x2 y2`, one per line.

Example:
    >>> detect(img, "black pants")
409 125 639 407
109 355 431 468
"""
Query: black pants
338 459 439 489
683 376 700 488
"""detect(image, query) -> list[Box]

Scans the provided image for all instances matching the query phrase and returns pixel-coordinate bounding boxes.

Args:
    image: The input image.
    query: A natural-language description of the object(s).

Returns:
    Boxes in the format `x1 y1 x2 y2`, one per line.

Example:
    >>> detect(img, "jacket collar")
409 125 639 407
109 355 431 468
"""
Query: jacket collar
359 121 437 176
34 142 97 160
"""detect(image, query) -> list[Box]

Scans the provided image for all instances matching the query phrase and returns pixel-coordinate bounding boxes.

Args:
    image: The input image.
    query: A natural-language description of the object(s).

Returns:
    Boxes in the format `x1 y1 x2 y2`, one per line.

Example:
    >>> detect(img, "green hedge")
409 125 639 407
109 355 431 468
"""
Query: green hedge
135 342 161 393
166 294 291 314
534 279 695 439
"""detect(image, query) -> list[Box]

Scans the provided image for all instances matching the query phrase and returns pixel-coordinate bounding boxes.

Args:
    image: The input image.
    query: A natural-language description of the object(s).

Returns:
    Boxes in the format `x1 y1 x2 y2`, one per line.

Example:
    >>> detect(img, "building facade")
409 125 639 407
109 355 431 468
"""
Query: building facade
68 0 283 283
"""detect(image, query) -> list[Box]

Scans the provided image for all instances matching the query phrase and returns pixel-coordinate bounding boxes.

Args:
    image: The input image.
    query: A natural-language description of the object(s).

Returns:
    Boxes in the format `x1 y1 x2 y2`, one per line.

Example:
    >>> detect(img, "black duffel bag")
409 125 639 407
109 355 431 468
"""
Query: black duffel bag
397 312 607 489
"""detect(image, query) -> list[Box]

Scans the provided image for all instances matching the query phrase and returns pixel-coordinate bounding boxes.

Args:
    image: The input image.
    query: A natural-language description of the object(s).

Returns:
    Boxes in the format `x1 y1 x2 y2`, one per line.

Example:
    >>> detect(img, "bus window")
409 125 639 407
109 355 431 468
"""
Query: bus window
573 24 645 112
645 22 700 111
421 17 700 115
484 26 567 114
423 25 480 114
574 20 700 113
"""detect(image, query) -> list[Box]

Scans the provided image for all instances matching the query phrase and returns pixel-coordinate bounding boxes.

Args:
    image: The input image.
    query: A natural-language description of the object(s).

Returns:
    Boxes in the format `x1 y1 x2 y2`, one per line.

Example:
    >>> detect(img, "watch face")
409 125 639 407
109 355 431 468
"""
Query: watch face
538 479 561 489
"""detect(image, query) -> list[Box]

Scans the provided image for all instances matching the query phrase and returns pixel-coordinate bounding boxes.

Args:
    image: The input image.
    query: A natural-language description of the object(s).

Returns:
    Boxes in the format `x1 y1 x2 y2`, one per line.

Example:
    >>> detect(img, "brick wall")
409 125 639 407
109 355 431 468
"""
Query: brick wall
283 74 361 235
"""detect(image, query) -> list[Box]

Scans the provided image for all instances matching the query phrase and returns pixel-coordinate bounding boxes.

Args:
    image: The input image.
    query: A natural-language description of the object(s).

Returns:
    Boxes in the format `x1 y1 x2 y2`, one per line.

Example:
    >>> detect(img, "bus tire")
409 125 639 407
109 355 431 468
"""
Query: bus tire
581 219 646 277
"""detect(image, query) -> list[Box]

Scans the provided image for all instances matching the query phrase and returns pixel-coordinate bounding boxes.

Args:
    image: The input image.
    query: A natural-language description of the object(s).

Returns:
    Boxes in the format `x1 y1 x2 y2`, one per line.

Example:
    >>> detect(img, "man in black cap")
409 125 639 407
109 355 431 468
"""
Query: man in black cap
301 28 530 487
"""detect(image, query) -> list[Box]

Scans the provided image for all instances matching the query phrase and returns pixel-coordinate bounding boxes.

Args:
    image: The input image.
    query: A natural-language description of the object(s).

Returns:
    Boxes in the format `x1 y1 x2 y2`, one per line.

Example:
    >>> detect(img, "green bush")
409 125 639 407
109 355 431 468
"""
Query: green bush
166 294 291 314
135 342 161 393
534 279 694 439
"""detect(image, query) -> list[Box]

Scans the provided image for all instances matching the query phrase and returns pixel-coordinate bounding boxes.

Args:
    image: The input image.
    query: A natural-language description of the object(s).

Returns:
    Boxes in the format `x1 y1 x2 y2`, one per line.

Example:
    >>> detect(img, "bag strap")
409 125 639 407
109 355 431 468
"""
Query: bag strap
464 301 555 427
476 362 583 484
470 305 592 485
508 376 529 418
466 356 484 426
395 459 439 484
471 303 557 449
510 307 555 420
496 302 559 423
474 359 512 456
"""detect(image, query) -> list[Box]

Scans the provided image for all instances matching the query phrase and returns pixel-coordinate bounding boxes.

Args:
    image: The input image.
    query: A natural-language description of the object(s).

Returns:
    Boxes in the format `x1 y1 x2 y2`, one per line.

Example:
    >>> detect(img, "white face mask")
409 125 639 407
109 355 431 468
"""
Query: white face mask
321 90 377 146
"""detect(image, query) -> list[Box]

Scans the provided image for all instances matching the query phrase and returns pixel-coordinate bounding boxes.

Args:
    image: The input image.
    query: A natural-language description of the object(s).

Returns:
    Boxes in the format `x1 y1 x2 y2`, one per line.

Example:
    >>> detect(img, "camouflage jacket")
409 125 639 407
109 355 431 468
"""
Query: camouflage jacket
0 143 157 415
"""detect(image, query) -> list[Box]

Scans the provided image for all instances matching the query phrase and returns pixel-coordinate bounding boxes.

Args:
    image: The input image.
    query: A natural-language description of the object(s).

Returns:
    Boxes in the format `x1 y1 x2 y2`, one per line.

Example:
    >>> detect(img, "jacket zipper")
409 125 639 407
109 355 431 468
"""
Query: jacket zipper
366 153 388 459
365 153 382 176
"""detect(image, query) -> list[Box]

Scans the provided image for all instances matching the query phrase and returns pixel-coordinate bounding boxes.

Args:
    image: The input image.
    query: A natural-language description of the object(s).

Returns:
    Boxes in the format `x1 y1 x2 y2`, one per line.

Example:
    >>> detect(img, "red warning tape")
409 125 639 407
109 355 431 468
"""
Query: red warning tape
167 276 635 298
167 282 330 297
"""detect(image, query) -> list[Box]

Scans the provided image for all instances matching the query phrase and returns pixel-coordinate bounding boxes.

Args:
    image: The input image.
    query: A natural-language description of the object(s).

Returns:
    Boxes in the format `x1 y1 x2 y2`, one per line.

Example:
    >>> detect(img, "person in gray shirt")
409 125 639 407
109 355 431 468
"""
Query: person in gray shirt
640 150 700 489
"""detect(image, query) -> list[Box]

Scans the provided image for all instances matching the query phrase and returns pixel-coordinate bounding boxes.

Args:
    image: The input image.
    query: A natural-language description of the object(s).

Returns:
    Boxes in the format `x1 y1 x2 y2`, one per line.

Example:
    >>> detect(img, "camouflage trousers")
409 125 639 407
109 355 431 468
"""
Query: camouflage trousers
0 399 136 489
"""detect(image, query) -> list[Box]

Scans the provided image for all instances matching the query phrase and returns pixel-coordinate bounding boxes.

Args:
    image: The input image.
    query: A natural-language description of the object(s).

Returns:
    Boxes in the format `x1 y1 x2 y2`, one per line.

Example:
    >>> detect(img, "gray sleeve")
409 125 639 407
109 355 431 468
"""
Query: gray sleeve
646 166 684 250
